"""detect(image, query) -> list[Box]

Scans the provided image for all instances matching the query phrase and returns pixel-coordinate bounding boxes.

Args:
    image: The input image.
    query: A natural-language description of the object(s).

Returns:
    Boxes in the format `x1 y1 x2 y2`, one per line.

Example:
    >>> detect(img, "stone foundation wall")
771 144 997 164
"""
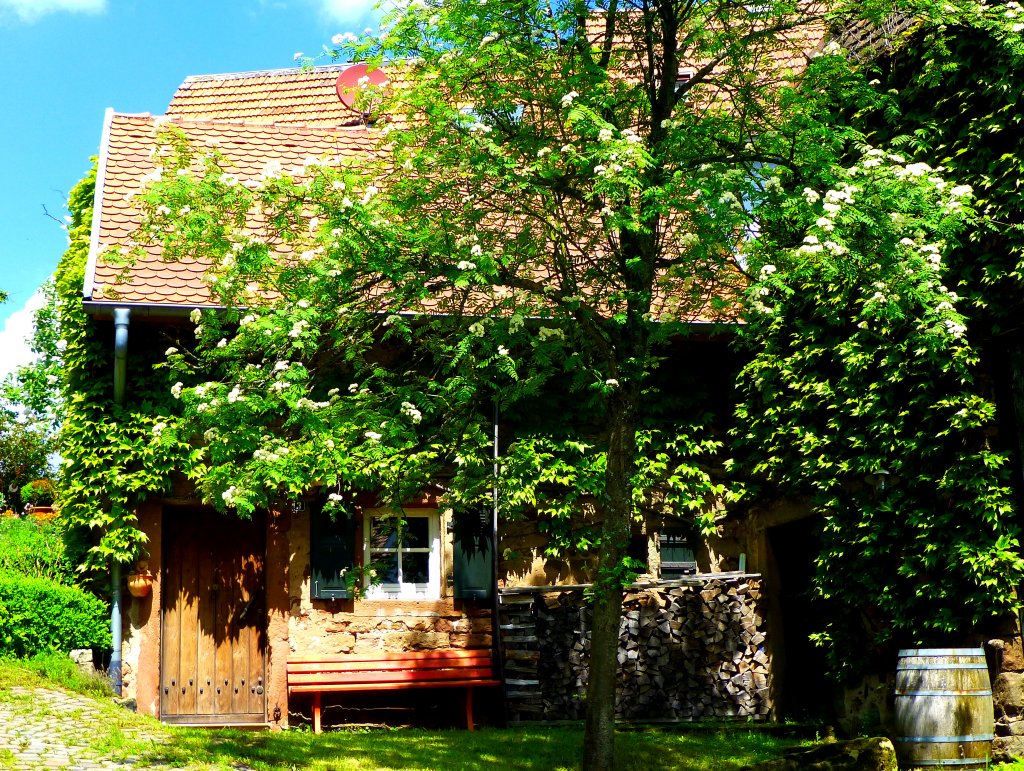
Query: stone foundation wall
288 598 492 655
498 575 771 722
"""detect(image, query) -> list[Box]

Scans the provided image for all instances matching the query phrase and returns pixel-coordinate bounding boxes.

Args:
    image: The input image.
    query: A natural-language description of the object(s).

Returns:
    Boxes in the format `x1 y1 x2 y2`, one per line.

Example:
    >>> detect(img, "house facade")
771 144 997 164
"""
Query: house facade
62 10 1024 757
77 64 774 729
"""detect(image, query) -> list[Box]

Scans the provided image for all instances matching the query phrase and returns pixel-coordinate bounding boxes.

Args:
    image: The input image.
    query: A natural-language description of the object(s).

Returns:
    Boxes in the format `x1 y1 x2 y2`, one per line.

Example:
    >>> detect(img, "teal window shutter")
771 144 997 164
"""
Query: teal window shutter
453 506 493 601
310 500 356 600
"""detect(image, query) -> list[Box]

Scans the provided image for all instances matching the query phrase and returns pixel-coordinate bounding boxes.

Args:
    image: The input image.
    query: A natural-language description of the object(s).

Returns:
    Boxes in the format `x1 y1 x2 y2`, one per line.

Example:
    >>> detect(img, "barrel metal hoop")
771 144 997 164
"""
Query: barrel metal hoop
895 690 993 697
897 664 989 670
898 648 986 656
893 734 995 743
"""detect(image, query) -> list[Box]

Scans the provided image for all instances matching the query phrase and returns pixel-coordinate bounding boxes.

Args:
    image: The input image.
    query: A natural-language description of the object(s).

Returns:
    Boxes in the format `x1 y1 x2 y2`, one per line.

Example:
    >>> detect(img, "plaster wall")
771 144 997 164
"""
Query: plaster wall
128 500 163 717
498 518 598 587
266 508 291 728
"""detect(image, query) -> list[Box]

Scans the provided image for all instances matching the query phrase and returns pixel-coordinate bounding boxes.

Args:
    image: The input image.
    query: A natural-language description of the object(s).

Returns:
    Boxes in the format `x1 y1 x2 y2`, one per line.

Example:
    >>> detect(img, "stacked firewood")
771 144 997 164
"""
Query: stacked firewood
498 577 771 722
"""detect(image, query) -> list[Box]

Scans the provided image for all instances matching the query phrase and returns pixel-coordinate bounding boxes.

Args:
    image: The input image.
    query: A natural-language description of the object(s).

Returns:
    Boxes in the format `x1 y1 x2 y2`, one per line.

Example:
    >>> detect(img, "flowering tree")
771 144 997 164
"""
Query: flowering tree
0 285 60 514
735 145 1024 677
116 0 1002 764
0 412 52 513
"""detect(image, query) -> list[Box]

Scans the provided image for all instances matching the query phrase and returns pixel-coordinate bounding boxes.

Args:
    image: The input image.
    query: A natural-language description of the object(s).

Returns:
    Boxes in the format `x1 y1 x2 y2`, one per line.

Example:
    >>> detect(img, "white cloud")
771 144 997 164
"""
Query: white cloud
0 291 43 384
0 0 105 23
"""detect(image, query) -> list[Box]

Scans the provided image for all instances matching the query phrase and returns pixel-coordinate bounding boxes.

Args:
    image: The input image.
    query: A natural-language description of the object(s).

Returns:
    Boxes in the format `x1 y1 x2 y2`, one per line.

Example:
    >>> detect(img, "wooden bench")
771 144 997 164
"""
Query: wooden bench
287 650 501 733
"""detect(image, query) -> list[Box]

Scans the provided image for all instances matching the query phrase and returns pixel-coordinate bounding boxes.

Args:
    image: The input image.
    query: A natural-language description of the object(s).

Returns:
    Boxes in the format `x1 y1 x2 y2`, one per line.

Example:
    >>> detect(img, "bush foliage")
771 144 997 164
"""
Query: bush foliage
0 572 109 658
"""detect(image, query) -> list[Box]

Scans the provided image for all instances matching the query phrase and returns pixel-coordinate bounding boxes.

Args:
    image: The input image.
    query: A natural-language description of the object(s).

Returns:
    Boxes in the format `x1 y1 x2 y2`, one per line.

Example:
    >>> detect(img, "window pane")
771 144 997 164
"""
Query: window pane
370 518 399 550
402 552 430 584
370 552 399 584
402 517 429 547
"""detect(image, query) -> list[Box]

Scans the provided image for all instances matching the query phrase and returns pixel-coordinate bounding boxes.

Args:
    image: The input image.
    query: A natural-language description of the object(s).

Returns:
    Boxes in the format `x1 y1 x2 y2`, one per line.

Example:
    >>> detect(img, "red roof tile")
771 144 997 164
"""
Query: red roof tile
167 65 369 128
87 113 374 308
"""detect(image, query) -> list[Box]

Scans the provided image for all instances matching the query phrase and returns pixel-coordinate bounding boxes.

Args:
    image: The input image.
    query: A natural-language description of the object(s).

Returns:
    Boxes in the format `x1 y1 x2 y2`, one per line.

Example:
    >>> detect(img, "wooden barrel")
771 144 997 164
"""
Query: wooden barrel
894 648 993 768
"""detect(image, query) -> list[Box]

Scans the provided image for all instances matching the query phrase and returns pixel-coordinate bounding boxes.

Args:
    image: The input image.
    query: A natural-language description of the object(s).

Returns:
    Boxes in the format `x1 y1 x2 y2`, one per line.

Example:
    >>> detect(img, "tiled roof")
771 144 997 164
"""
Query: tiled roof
85 109 740 323
88 13 827 320
587 8 829 93
86 112 374 308
166 65 368 127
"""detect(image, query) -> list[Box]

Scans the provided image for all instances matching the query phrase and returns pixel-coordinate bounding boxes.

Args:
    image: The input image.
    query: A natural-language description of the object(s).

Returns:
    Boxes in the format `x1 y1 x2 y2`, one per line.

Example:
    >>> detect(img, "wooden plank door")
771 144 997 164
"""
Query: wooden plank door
161 506 267 724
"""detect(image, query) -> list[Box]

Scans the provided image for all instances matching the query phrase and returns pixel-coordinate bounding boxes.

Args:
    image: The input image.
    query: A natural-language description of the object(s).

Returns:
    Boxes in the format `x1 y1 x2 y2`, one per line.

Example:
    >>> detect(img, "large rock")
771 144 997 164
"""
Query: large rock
1003 637 1024 672
994 672 1024 719
68 648 96 673
993 735 1024 764
741 737 897 771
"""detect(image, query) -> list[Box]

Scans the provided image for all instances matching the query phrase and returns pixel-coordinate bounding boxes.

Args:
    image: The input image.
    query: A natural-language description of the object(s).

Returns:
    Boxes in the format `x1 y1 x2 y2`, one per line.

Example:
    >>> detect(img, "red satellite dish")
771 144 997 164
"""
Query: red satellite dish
335 63 389 115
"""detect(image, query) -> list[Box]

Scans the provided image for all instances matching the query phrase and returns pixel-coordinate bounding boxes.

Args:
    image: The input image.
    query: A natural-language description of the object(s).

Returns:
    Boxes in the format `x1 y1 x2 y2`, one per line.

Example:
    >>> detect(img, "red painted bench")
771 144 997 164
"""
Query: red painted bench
287 650 501 733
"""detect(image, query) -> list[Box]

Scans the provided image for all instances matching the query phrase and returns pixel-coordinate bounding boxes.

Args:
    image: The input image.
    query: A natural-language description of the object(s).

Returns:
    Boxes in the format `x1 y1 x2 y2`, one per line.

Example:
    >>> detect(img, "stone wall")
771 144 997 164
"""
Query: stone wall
989 633 1024 762
288 598 492 655
498 575 771 722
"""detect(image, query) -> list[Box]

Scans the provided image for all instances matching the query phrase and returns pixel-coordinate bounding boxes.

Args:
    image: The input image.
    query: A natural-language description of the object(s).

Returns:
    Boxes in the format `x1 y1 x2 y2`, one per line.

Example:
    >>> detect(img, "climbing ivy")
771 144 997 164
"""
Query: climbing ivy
55 163 202 572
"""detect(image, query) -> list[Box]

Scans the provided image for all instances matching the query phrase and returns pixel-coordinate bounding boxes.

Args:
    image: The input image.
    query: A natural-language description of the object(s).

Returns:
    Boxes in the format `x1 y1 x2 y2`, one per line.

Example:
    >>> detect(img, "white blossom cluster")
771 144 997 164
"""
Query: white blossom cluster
401 401 423 423
296 397 331 411
253 446 289 464
538 326 565 341
222 485 241 506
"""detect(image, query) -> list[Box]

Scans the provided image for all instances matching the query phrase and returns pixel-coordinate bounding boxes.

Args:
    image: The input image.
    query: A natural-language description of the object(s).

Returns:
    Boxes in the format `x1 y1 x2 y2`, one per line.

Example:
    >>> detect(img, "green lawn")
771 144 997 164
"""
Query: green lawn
0 655 803 770
115 725 801 771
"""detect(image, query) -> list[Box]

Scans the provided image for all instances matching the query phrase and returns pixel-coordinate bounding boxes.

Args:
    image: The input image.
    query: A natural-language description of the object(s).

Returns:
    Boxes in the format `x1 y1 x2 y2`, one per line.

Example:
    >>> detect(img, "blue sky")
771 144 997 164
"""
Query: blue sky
0 0 381 380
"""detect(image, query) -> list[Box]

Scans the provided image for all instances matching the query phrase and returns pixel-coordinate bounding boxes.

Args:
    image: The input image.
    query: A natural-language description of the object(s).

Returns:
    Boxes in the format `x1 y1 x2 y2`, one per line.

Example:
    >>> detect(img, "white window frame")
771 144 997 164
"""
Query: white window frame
362 507 441 600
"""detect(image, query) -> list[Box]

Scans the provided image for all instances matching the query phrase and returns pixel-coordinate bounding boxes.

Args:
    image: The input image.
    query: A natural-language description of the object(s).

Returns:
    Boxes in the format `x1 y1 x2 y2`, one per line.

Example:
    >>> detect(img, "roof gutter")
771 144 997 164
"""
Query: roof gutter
83 300 219 320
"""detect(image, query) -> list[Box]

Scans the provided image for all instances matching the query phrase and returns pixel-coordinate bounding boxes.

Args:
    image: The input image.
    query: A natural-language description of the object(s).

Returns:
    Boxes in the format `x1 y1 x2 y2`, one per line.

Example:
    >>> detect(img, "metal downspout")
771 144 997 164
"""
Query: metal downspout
110 307 130 696
492 402 507 725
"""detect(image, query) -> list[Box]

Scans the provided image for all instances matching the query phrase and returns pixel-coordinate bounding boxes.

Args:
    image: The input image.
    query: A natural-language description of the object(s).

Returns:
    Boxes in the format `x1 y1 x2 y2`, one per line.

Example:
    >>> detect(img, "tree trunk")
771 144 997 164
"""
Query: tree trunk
583 393 637 771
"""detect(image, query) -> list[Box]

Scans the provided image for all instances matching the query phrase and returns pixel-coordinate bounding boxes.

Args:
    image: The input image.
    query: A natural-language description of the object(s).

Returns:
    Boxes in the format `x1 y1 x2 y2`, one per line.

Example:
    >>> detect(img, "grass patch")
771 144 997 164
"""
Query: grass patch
0 651 112 697
0 656 803 770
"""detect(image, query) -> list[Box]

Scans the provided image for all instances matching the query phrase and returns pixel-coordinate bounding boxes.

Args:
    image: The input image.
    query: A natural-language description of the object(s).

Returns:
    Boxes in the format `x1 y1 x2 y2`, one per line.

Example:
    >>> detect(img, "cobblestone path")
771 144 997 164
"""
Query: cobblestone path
0 687 164 770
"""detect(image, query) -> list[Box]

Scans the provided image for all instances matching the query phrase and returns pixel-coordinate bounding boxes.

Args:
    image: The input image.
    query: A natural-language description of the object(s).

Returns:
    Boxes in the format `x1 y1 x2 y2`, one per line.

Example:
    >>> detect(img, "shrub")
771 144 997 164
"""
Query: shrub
19 479 55 507
0 517 75 584
0 573 109 658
